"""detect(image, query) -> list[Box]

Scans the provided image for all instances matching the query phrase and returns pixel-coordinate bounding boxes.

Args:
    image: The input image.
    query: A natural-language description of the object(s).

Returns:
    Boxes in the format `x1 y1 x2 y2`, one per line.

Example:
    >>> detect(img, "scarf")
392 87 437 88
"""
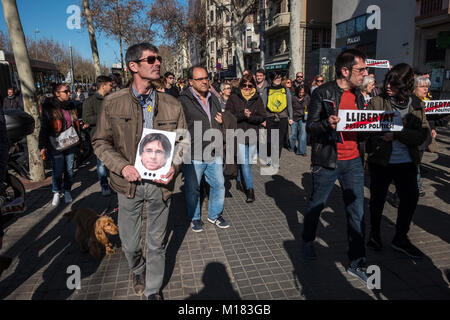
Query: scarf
241 88 256 101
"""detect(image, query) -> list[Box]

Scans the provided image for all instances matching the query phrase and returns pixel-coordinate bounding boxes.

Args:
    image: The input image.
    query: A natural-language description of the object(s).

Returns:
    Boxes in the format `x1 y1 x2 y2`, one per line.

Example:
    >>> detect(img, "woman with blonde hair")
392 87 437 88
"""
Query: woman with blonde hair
310 75 324 93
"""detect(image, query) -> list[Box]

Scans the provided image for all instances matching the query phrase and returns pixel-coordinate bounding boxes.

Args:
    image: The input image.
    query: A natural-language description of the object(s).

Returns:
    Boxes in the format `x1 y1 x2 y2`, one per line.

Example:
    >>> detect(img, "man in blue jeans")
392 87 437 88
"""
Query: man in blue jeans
179 66 229 232
82 75 113 196
302 49 369 284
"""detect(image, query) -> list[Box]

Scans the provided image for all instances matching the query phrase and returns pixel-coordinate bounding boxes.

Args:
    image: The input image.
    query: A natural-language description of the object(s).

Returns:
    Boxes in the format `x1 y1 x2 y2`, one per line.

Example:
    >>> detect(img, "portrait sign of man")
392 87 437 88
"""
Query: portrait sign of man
135 129 176 180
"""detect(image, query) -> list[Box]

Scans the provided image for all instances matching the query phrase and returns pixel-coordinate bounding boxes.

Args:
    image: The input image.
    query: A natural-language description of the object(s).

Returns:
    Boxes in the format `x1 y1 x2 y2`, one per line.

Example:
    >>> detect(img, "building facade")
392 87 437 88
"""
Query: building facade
264 0 332 82
414 0 450 98
332 0 416 82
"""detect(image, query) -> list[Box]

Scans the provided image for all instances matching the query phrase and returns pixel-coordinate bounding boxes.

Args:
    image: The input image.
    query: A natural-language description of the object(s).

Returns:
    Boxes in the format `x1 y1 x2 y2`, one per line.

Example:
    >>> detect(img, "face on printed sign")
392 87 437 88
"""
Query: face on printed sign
140 139 169 171
135 129 176 180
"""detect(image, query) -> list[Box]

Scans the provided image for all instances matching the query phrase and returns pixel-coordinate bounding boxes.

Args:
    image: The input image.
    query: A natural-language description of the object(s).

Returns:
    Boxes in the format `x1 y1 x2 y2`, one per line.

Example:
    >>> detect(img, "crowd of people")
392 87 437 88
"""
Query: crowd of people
0 42 449 300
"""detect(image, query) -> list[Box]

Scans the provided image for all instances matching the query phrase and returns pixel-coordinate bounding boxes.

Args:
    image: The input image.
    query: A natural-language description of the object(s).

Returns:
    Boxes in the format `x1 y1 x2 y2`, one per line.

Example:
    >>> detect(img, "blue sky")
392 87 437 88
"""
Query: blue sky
0 0 187 67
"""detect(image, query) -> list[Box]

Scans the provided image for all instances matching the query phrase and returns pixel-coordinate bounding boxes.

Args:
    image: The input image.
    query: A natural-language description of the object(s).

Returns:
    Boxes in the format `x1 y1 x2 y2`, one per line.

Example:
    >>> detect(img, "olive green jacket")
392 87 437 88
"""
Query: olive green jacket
365 95 429 166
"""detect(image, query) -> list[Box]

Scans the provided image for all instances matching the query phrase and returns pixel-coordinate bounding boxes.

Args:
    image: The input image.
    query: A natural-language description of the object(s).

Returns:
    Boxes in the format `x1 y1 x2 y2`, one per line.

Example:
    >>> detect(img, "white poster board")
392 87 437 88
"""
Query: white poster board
337 109 403 131
134 129 176 181
424 100 450 114
366 59 390 69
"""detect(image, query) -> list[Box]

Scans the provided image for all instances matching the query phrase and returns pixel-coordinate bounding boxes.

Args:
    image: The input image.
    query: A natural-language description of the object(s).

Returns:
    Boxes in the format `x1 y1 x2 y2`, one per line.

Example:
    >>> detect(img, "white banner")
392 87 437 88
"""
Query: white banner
424 100 450 114
337 109 403 131
365 59 390 69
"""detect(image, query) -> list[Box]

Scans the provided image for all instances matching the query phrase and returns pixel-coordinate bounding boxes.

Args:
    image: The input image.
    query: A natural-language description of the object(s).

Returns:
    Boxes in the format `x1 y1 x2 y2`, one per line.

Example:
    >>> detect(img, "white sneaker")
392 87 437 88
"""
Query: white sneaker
52 193 60 206
64 191 72 204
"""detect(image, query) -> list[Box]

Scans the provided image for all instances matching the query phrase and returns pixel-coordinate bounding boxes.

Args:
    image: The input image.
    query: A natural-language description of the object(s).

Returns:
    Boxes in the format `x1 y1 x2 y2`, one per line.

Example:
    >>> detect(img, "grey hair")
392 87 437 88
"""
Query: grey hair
220 82 230 92
360 75 375 91
414 76 431 88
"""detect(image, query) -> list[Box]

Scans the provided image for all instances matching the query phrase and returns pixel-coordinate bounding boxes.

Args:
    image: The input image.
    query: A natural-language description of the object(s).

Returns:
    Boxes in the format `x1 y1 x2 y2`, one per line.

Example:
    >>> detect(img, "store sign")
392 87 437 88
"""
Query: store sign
347 36 361 45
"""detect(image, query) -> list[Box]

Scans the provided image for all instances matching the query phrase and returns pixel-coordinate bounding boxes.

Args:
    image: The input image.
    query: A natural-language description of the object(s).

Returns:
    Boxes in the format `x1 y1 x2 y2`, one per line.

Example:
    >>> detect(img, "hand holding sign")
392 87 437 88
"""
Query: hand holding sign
328 115 340 130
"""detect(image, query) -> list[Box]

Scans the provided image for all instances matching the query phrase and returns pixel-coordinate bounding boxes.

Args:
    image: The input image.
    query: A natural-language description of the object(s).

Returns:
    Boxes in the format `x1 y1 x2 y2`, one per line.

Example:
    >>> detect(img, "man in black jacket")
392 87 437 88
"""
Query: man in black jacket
2 88 22 110
164 72 179 98
302 49 370 284
179 65 229 233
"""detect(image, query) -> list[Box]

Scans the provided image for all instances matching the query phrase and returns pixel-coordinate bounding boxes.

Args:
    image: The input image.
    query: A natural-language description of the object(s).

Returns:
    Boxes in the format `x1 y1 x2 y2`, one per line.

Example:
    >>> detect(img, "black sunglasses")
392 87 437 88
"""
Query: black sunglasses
59 90 70 94
135 55 162 64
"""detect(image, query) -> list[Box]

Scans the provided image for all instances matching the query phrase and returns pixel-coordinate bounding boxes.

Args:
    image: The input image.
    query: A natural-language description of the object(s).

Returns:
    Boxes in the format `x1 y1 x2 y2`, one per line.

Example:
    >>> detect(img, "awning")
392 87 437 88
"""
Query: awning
265 60 290 70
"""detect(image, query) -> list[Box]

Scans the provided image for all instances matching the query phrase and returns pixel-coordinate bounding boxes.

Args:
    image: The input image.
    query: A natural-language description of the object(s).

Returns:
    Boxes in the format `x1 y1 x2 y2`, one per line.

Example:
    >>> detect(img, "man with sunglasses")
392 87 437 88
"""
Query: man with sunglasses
93 42 187 300
294 72 304 88
302 49 370 285
179 65 229 233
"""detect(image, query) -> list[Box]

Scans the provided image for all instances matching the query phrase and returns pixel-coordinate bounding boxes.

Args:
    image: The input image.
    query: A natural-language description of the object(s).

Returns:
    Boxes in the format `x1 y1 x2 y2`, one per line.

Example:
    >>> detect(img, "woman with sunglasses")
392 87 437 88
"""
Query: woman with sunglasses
225 73 265 202
311 75 325 94
365 64 429 258
39 83 81 206
282 77 295 95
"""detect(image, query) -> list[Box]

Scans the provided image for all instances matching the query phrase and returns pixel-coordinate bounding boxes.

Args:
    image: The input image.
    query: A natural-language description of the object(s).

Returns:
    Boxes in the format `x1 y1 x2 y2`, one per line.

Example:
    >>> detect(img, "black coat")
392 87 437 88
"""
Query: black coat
306 80 366 169
292 94 310 121
225 91 265 140
179 88 223 161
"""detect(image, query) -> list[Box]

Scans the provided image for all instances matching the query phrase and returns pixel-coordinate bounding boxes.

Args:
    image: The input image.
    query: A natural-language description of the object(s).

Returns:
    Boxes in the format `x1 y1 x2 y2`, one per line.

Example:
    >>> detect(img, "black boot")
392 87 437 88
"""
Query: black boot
236 181 244 192
367 232 383 251
246 189 255 203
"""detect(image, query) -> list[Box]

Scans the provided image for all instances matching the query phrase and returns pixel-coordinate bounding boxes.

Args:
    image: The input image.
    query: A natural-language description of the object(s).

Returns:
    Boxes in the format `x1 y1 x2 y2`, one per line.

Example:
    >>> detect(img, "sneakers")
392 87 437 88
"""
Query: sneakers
391 238 425 259
64 191 72 204
367 232 383 251
347 260 369 284
147 293 163 300
101 184 111 197
191 219 204 233
132 271 146 295
418 187 425 197
246 189 255 203
302 241 317 260
52 193 60 206
207 216 230 229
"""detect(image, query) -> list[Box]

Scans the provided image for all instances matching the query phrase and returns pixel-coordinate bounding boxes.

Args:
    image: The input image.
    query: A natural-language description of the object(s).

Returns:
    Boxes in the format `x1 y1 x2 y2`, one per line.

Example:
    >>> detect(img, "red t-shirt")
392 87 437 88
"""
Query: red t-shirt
337 91 359 161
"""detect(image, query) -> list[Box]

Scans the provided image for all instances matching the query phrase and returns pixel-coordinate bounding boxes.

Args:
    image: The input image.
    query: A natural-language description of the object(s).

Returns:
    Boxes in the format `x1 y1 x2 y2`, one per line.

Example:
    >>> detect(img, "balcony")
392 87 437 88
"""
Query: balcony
265 12 290 35
416 0 450 25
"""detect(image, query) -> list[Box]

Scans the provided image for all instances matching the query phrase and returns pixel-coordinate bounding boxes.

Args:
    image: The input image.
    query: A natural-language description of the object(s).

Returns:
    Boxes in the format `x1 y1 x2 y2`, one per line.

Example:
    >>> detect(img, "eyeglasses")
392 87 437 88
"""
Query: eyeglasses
59 90 70 94
135 55 162 64
296 75 303 78
352 67 369 74
193 77 209 81
316 79 324 83
241 84 254 89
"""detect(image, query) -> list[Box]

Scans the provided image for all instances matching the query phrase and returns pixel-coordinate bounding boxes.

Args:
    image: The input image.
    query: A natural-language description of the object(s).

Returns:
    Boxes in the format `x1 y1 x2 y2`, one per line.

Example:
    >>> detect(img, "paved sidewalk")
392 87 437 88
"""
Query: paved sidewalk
1 127 449 300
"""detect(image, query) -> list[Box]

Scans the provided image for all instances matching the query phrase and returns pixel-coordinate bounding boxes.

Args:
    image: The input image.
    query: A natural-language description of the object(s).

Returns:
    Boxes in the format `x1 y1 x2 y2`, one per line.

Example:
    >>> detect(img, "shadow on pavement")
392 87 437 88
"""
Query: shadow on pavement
161 190 190 291
186 262 241 300
266 174 374 299
0 163 108 299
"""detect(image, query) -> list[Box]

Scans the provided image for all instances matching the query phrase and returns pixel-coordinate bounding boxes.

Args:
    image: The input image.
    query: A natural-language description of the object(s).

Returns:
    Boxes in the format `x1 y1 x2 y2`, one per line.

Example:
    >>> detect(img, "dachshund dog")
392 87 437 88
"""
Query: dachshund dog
64 208 119 259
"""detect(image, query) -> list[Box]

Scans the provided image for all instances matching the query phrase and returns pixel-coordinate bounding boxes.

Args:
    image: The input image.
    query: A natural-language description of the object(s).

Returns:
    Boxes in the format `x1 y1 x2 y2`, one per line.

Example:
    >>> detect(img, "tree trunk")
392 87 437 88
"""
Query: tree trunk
1 0 45 181
232 21 244 78
119 35 125 84
82 0 101 78
289 0 304 79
